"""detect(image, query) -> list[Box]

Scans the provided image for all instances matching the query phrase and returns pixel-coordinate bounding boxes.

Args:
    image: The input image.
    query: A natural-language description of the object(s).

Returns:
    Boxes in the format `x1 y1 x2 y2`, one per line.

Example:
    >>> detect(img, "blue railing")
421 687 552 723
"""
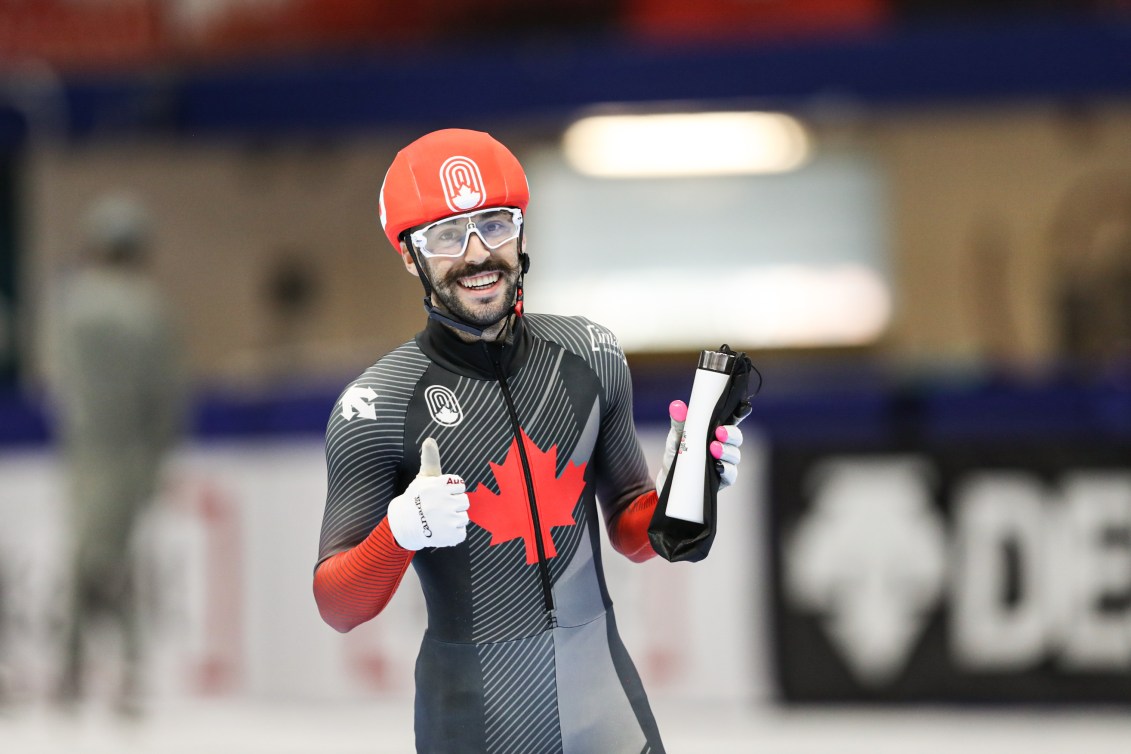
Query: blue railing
5 368 1131 449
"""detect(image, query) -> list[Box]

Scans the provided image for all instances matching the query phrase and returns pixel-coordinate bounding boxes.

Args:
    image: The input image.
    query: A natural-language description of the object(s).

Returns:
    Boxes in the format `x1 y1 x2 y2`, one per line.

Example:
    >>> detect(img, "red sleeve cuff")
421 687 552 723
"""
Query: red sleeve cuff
607 490 658 563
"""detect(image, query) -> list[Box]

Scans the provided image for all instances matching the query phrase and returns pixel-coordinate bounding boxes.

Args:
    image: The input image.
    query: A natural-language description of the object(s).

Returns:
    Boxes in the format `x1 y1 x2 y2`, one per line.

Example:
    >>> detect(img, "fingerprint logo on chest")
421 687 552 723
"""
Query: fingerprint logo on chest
425 384 464 427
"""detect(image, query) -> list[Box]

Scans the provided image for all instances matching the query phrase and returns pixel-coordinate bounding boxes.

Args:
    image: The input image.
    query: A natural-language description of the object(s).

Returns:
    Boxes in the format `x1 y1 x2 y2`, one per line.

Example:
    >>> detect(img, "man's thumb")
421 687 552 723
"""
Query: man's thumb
420 437 442 477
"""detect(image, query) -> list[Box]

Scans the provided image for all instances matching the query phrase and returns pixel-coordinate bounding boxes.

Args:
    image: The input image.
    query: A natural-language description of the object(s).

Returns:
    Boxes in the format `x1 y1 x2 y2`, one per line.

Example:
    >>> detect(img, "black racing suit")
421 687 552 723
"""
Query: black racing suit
314 313 665 753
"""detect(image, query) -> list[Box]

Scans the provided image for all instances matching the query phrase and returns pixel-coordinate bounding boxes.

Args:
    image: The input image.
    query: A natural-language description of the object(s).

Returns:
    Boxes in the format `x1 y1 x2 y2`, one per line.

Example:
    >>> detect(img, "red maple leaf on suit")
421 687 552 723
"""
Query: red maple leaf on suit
467 429 587 565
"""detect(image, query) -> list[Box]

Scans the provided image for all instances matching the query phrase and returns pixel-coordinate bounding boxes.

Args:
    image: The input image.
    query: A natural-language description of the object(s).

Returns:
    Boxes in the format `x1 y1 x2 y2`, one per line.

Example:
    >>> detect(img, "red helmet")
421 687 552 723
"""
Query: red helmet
379 129 530 252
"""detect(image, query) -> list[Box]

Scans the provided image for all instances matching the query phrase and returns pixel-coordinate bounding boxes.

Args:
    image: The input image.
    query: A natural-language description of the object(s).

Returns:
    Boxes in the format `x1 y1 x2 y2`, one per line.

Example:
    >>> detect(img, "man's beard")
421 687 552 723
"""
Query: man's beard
431 258 520 327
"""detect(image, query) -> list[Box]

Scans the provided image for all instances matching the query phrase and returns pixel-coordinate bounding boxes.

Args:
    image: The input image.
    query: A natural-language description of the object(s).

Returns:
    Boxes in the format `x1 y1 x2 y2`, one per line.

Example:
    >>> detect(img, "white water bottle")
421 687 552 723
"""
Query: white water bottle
664 349 737 524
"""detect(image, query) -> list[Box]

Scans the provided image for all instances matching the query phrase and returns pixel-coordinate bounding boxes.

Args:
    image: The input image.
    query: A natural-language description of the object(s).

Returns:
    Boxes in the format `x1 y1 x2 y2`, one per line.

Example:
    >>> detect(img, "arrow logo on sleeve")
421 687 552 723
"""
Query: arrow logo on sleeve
340 386 378 421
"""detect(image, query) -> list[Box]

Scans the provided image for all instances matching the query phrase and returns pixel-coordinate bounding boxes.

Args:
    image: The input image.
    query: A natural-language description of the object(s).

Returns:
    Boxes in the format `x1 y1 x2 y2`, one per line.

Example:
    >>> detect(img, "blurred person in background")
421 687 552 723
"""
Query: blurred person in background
44 194 186 715
312 129 747 753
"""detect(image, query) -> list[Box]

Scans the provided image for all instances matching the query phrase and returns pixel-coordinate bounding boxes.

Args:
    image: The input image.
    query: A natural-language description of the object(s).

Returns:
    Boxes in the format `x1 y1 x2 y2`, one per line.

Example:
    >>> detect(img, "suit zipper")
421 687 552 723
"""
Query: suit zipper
486 342 557 626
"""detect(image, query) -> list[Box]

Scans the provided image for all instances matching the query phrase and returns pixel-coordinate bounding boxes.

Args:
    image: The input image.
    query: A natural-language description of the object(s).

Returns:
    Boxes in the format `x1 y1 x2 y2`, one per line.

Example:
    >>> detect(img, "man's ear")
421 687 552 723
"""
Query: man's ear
400 242 419 278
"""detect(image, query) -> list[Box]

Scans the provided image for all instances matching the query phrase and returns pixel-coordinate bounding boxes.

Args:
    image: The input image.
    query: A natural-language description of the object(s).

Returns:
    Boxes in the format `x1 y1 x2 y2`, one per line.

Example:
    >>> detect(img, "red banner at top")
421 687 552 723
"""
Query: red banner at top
622 0 890 42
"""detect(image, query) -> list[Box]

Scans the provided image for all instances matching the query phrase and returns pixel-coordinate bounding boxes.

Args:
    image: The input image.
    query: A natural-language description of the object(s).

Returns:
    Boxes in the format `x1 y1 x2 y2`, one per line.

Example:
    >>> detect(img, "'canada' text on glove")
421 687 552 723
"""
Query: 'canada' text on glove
387 437 470 550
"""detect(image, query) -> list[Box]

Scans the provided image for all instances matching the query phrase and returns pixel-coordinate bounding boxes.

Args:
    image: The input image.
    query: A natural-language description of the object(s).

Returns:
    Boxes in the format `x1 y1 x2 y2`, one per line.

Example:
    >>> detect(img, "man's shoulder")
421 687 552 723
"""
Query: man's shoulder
366 338 431 373
524 313 626 366
525 312 611 341
331 340 431 420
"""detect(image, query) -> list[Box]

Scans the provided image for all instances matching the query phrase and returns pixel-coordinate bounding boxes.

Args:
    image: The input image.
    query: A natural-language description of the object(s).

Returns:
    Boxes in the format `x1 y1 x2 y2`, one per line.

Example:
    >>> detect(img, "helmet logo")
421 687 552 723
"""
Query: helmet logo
440 156 485 212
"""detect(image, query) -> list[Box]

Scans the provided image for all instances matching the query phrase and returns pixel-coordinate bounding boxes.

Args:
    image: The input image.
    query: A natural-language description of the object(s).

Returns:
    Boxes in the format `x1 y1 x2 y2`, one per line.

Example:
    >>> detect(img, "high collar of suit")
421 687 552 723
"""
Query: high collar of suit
416 315 531 380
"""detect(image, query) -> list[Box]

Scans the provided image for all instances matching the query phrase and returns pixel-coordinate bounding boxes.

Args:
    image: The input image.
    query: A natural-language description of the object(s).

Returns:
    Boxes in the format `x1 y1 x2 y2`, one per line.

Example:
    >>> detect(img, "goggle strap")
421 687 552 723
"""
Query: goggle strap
513 240 529 319
403 234 436 300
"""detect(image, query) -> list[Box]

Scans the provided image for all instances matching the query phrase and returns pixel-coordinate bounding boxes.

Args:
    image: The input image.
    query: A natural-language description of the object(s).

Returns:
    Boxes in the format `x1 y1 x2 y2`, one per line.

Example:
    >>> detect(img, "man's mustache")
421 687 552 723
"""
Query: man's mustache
439 260 518 284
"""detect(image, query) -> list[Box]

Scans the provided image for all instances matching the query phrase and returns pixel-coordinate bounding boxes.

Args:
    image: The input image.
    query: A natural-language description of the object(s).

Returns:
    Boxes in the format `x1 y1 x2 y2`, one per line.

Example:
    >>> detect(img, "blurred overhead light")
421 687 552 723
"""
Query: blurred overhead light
563 111 811 178
532 264 891 351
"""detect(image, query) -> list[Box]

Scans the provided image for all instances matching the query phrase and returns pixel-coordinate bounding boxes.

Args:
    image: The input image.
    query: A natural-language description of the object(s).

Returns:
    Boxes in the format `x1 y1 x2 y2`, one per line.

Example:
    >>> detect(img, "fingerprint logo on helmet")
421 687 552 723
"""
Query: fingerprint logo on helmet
440 156 485 212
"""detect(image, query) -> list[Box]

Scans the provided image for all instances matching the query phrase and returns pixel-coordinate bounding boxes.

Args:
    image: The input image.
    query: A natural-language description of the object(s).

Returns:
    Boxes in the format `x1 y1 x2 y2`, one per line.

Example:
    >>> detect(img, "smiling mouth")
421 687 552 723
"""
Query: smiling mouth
459 271 501 291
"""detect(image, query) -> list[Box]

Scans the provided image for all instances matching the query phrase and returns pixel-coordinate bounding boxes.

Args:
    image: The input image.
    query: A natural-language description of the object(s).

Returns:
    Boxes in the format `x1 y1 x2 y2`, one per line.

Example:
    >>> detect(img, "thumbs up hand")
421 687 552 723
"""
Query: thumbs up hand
387 438 470 550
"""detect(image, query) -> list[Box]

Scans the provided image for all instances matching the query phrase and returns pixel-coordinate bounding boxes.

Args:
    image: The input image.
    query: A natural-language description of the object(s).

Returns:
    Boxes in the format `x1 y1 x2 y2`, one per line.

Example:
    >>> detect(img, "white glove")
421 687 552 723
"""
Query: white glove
387 438 469 550
655 400 744 492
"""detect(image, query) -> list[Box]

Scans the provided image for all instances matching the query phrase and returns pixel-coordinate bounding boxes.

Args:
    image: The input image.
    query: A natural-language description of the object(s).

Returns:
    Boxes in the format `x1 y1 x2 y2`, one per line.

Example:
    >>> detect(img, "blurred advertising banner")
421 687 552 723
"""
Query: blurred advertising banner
770 443 1131 703
0 425 765 704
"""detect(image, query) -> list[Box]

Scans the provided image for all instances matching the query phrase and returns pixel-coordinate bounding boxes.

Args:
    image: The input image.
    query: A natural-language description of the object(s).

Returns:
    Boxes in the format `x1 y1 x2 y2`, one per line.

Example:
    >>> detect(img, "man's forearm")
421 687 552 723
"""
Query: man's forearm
313 518 414 633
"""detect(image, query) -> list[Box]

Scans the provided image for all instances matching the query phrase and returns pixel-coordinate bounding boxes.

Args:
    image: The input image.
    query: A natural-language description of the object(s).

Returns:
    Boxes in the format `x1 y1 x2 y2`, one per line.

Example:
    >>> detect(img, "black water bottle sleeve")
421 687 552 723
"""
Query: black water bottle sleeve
648 347 756 563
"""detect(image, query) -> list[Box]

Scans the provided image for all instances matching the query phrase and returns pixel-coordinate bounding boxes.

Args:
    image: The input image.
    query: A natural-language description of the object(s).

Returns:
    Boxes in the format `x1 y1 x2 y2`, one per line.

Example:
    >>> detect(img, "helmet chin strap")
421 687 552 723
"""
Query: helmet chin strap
405 230 529 340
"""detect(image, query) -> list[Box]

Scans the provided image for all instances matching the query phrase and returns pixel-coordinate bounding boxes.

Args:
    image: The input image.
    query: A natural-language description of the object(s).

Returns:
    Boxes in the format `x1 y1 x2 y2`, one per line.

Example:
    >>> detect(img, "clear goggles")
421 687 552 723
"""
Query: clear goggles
409 207 523 259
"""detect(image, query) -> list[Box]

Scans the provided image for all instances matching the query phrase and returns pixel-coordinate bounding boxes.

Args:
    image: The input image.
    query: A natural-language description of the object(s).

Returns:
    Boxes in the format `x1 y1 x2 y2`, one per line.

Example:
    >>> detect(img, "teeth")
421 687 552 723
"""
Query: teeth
459 272 500 290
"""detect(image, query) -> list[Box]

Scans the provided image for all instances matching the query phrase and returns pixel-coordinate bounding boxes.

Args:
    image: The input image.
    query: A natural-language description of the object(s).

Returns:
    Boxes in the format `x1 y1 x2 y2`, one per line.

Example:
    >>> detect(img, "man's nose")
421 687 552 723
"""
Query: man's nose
464 232 491 263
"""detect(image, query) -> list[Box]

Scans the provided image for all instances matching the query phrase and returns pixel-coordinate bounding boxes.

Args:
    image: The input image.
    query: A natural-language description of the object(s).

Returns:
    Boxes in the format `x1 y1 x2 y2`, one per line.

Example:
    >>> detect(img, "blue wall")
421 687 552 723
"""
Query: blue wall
23 18 1131 146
